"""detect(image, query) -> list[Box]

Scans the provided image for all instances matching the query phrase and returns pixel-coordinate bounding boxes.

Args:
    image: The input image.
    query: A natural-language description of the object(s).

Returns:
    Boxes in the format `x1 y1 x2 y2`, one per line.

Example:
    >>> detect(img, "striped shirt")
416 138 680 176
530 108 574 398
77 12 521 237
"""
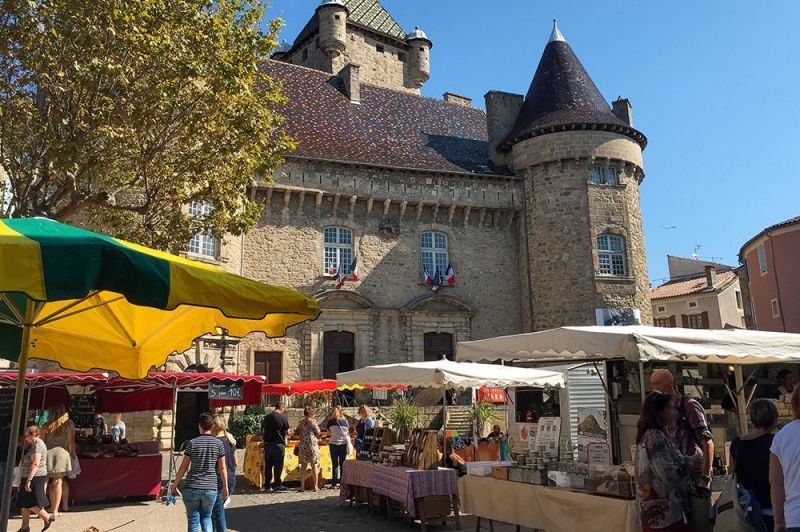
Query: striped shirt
183 434 225 490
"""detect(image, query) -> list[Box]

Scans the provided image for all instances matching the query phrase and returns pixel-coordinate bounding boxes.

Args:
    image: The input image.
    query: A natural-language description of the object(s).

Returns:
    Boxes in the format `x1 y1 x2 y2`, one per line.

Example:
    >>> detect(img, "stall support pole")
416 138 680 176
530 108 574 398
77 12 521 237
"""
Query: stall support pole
442 387 448 467
639 362 647 402
166 382 179 494
1 299 35 532
734 366 748 434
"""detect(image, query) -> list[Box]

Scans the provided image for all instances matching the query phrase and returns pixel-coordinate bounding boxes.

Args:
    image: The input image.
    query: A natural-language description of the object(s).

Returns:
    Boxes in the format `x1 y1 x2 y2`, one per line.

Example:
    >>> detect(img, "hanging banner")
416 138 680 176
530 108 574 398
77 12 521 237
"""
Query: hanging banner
477 386 506 404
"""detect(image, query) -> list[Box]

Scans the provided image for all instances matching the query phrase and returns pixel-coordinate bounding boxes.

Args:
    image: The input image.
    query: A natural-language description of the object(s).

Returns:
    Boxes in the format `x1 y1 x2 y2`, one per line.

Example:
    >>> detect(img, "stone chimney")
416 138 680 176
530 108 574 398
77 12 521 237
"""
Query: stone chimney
443 92 472 107
339 63 361 103
705 265 717 289
612 97 633 127
484 90 524 168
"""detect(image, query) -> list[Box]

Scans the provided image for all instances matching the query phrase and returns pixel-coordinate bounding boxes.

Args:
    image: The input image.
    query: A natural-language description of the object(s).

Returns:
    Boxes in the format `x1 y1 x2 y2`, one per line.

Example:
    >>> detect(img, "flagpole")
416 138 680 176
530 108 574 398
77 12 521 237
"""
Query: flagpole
1 299 35 531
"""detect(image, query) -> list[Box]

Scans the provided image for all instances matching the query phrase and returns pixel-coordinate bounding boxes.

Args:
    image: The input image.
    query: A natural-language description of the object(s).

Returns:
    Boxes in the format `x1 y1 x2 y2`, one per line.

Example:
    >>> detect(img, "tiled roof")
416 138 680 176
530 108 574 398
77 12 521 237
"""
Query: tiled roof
738 215 800 260
262 60 501 176
292 0 405 49
500 36 646 151
651 270 738 300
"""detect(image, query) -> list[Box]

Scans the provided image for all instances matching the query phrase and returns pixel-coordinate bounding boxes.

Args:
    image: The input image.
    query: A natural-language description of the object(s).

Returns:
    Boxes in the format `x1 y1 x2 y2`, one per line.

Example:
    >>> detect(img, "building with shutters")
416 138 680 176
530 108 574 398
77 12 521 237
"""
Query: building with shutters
738 216 800 332
161 3 653 386
650 256 745 330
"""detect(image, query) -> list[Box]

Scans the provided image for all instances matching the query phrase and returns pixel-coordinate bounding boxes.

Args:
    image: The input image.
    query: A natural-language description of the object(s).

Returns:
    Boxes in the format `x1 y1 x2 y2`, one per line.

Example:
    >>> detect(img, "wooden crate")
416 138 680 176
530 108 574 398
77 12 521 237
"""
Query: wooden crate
491 465 511 481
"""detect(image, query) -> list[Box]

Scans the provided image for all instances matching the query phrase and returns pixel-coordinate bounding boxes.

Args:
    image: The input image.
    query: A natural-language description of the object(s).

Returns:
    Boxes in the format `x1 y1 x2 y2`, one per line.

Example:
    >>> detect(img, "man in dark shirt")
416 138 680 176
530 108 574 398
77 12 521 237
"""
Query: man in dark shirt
261 403 291 492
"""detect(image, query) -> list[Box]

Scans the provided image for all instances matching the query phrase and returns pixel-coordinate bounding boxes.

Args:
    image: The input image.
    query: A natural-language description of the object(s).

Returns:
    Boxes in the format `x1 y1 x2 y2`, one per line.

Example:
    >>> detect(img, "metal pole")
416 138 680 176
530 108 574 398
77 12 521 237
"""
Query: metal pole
166 382 179 494
442 387 447 468
638 361 647 402
734 366 748 435
1 299 35 531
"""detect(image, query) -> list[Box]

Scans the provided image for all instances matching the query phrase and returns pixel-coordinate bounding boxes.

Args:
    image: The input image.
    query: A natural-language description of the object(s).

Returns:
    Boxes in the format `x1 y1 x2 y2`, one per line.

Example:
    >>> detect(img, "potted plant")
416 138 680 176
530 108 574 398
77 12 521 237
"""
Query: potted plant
386 398 420 442
475 400 499 437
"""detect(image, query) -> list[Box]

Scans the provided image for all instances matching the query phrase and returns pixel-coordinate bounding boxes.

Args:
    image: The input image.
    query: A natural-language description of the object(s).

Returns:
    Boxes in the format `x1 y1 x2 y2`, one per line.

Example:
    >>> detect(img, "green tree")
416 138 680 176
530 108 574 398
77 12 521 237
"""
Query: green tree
0 0 293 250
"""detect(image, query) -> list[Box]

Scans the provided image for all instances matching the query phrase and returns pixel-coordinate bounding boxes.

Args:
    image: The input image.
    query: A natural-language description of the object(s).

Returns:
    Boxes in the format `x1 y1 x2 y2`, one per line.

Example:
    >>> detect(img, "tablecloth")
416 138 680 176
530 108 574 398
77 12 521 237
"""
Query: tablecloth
69 455 162 504
372 464 458 517
458 475 639 532
243 438 355 489
338 459 375 504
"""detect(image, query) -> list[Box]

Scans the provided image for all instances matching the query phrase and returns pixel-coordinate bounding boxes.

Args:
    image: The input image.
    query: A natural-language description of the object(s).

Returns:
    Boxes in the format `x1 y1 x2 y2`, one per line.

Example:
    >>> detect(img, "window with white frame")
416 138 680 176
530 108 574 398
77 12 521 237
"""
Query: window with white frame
188 201 219 259
420 231 448 282
771 298 781 318
324 227 353 274
757 243 768 274
590 165 619 185
735 290 743 310
597 234 626 276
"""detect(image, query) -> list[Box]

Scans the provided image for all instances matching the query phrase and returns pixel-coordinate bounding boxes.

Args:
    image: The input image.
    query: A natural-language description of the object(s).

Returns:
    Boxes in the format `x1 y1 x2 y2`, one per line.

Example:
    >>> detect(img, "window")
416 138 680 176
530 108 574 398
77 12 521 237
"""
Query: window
655 318 672 328
657 305 666 313
688 301 698 309
687 314 703 329
420 231 448 282
597 234 626 276
324 227 353 274
254 351 282 384
188 201 219 259
757 243 768 274
590 165 619 185
735 290 743 310
772 298 781 318
376 44 384 53
334 14 341 20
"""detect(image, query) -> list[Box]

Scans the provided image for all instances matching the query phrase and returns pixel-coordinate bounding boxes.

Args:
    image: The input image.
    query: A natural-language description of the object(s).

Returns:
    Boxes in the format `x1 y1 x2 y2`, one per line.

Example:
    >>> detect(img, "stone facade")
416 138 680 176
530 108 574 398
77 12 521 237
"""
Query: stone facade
511 131 652 330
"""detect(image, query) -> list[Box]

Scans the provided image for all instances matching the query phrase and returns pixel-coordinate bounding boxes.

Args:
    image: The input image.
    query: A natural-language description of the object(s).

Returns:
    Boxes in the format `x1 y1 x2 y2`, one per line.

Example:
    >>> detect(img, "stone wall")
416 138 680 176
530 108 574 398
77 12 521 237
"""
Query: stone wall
512 130 652 329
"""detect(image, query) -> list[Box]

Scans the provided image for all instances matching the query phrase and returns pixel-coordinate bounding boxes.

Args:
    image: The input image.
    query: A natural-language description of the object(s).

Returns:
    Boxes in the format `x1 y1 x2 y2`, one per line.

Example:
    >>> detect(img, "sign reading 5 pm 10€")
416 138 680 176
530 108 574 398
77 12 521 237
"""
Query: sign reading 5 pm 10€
208 380 244 401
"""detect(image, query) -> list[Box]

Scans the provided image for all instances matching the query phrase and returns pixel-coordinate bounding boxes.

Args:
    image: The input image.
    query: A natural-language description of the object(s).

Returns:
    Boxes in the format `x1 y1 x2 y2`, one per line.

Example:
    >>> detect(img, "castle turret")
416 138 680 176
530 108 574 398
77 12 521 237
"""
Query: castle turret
406 26 432 89
503 20 652 329
317 0 348 58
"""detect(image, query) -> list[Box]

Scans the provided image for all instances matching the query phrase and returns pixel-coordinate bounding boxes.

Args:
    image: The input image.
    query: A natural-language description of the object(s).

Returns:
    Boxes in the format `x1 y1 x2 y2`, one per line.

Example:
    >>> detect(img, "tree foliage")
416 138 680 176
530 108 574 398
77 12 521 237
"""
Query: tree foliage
0 0 293 250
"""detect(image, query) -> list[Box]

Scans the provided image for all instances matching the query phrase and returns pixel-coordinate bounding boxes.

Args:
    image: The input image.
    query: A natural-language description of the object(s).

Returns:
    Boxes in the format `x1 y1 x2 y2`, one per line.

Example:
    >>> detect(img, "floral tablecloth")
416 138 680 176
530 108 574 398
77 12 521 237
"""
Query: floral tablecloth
243 436 355 488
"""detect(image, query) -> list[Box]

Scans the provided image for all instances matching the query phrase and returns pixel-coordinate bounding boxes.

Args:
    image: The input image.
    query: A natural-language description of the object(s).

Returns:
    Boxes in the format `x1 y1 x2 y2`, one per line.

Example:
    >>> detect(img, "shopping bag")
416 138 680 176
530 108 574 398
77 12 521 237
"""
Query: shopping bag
69 456 81 479
712 474 766 532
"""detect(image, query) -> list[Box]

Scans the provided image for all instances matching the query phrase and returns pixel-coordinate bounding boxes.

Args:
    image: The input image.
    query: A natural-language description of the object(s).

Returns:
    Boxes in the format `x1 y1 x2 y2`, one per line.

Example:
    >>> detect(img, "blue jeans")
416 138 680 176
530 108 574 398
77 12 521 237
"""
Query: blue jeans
182 487 217 532
329 444 347 485
211 489 226 532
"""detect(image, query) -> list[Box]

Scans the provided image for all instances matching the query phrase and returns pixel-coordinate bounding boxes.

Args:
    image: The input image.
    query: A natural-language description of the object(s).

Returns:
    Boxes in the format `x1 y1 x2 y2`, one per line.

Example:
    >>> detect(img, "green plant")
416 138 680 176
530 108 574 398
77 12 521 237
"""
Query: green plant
228 405 265 448
475 401 499 435
386 399 420 442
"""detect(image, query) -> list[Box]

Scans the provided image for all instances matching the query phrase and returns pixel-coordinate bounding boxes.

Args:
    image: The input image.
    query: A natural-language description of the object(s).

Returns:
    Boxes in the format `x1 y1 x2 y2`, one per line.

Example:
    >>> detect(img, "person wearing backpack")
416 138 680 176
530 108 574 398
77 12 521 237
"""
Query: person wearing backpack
651 369 715 530
728 399 778 531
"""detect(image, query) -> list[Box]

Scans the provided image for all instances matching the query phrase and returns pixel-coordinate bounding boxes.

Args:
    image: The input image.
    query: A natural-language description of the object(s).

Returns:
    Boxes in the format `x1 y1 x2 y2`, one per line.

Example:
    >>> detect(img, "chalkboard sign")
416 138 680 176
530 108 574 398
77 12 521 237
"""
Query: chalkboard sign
208 380 243 401
69 394 97 429
0 388 18 426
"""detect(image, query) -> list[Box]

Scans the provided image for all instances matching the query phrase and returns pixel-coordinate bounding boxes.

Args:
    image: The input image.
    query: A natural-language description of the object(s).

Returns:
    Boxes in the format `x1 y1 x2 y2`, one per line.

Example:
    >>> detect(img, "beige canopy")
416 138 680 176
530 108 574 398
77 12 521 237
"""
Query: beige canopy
456 325 800 365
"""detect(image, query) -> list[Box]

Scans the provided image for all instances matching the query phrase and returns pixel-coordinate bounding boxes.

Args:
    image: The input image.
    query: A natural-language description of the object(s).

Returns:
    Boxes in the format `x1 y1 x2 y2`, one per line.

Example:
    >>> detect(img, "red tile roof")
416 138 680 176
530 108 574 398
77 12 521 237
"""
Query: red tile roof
261 60 504 176
651 270 738 300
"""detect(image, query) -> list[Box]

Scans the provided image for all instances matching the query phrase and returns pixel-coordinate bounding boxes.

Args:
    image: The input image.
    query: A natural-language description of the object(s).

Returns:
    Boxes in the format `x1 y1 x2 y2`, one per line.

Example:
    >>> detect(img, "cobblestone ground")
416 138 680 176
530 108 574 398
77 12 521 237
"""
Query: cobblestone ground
8 481 526 532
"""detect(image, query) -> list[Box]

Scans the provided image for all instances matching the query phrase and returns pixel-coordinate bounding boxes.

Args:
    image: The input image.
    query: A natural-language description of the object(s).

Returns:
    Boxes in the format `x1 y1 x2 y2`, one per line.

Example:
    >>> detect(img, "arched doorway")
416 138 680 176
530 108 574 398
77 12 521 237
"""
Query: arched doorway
323 331 355 379
175 364 210 449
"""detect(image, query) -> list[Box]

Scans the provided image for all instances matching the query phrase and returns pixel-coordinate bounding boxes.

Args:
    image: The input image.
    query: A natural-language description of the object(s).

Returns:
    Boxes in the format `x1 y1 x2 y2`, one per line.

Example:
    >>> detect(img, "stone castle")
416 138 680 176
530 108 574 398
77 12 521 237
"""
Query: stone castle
170 0 653 384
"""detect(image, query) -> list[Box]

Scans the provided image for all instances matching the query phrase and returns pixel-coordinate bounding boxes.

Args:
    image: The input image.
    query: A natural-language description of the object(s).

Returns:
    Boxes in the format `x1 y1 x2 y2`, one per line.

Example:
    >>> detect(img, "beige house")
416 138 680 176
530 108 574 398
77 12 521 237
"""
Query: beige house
651 257 745 329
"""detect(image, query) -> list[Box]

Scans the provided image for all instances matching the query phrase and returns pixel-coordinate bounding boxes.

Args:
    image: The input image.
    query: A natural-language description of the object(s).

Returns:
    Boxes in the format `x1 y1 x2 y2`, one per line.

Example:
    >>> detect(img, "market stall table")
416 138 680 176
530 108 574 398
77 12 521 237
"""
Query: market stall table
372 463 460 527
69 454 162 505
243 436 355 488
458 475 638 532
338 459 375 506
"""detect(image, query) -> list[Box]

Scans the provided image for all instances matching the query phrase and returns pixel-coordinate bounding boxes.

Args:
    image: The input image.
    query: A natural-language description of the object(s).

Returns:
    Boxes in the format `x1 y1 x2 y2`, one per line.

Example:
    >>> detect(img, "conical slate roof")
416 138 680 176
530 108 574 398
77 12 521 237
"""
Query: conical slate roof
500 22 646 151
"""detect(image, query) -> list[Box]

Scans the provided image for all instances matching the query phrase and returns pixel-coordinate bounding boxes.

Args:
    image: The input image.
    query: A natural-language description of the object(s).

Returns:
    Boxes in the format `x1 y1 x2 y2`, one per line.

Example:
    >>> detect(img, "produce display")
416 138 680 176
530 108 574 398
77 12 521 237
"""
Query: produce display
76 433 139 459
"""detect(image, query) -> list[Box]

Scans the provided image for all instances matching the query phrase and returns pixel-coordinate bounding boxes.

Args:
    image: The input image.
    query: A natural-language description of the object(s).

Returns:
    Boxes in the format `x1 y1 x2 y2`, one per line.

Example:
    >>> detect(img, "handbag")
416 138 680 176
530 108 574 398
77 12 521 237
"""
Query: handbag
68 456 81 479
713 439 767 532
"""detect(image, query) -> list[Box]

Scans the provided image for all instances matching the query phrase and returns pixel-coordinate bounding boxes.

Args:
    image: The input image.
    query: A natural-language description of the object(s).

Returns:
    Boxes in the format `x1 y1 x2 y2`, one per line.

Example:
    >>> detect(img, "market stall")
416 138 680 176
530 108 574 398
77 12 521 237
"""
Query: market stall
244 379 358 489
335 360 564 529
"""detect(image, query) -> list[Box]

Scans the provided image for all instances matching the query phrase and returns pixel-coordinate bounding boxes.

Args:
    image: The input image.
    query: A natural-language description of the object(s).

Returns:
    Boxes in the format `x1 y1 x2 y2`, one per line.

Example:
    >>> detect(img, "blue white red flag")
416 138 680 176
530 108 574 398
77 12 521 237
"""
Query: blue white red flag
349 257 359 281
424 269 433 287
335 262 347 289
431 267 442 293
445 264 455 287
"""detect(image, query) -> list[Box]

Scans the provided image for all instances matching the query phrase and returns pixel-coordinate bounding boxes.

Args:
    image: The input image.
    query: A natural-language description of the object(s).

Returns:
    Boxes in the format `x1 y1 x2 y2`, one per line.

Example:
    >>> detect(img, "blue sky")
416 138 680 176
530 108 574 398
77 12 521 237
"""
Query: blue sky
263 1 800 285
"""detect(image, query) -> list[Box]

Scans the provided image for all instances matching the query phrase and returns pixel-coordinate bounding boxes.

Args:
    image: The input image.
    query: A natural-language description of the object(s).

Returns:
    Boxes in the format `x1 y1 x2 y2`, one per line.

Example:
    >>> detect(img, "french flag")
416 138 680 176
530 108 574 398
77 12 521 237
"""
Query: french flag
349 257 359 281
445 264 456 287
431 267 442 293
327 263 337 276
424 269 433 287
335 262 347 289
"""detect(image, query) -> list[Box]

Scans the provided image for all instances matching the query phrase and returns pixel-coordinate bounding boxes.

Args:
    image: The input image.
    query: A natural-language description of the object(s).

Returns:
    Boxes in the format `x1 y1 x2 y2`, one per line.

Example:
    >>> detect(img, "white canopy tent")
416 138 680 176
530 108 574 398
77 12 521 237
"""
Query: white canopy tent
336 359 564 390
456 325 800 431
337 359 564 463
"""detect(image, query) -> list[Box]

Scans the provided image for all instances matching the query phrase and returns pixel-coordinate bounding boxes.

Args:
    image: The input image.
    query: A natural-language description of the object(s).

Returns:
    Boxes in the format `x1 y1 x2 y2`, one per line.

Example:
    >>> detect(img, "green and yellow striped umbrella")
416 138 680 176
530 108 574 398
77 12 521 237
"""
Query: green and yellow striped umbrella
0 217 321 378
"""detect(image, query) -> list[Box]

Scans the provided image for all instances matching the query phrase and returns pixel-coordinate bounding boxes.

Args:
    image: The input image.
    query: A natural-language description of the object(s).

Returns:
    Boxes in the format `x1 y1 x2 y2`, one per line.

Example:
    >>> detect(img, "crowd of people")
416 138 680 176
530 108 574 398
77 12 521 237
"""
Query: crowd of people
635 369 800 532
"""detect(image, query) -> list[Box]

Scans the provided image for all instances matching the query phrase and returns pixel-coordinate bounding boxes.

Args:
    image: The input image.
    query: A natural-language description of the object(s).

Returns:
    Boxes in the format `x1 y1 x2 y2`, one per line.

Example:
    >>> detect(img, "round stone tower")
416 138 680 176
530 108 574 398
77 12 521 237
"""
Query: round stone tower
500 21 652 330
317 0 348 58
406 26 432 88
